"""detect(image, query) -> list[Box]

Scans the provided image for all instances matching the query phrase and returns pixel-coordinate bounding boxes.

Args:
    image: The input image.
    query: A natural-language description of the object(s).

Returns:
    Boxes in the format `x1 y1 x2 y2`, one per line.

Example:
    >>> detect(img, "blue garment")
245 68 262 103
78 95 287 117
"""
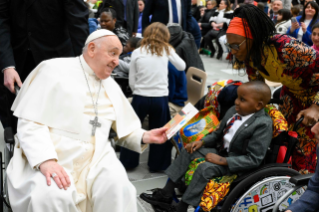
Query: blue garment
168 62 187 107
138 13 152 34
88 18 99 34
171 0 179 23
189 16 202 48
287 15 317 46
287 147 319 211
123 0 127 20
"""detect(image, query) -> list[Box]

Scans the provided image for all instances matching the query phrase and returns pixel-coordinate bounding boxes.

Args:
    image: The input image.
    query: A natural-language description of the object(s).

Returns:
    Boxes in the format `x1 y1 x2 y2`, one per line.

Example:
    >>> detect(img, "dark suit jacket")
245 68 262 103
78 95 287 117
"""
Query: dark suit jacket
201 106 273 174
199 8 216 36
0 0 89 77
287 147 319 212
142 0 193 33
98 0 139 36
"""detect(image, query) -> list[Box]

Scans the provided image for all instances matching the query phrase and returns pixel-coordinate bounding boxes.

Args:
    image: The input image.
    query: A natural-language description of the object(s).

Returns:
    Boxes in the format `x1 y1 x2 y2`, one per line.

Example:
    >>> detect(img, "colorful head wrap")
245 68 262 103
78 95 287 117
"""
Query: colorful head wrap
226 17 253 39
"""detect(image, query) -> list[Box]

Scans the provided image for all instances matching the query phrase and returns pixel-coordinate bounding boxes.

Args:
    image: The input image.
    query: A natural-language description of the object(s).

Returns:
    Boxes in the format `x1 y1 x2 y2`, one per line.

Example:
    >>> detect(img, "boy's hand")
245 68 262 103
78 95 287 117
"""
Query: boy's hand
205 153 228 166
185 140 204 154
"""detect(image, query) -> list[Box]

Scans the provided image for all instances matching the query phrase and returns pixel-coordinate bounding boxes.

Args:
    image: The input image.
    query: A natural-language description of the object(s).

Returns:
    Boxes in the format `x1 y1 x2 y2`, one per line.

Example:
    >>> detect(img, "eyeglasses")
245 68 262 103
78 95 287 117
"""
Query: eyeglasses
225 39 246 51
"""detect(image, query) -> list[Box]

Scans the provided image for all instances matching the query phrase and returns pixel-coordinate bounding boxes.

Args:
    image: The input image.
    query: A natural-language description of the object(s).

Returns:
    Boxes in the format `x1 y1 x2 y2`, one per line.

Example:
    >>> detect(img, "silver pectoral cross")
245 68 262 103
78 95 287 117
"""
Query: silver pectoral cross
89 116 102 136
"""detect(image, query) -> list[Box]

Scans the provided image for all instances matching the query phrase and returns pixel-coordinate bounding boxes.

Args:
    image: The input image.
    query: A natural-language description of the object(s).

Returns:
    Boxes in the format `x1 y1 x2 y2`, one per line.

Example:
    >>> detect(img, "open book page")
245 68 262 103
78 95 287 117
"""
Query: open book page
164 103 199 139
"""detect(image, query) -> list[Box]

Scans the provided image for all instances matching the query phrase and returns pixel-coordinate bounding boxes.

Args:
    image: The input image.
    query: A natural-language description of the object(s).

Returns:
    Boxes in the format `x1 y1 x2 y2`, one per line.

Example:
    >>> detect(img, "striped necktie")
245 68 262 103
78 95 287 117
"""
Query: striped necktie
171 0 179 23
223 115 242 135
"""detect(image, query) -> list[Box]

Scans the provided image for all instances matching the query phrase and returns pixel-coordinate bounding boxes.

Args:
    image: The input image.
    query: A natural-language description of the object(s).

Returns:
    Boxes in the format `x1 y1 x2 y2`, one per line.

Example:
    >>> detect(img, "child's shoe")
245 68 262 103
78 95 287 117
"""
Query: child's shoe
140 188 173 206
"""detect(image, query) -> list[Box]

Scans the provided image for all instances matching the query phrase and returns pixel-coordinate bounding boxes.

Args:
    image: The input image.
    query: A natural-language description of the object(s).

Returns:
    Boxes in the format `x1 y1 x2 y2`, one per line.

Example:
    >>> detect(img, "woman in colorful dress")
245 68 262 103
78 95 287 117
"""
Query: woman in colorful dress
226 4 319 174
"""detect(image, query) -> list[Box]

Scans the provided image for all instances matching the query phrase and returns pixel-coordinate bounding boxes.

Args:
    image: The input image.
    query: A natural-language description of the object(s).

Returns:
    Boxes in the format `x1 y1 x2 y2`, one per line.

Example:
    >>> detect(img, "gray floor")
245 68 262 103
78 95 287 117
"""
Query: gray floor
0 54 250 211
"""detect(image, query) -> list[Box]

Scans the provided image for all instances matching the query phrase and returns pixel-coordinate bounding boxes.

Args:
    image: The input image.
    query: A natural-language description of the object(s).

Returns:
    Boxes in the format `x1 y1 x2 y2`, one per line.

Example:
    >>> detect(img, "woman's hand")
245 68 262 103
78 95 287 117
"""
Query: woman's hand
290 22 300 33
205 153 228 165
285 210 292 212
296 104 319 127
185 140 204 153
300 22 307 33
142 127 168 144
39 159 71 190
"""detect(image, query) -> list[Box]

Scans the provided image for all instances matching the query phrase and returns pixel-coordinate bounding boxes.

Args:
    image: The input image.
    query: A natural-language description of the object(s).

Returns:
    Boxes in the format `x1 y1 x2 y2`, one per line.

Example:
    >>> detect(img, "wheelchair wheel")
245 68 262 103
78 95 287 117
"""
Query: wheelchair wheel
221 167 300 212
3 147 12 212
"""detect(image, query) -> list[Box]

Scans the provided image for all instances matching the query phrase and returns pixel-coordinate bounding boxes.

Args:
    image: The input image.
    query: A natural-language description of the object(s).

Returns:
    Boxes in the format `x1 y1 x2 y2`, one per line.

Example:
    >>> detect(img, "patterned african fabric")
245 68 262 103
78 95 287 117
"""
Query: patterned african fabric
245 34 319 174
264 105 288 138
184 158 237 211
113 26 129 47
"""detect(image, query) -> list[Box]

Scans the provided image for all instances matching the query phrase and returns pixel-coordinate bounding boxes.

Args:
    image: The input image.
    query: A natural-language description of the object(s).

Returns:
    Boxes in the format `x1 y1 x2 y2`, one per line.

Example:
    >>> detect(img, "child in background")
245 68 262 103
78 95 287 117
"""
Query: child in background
275 9 292 34
140 81 273 212
120 22 186 172
311 23 319 51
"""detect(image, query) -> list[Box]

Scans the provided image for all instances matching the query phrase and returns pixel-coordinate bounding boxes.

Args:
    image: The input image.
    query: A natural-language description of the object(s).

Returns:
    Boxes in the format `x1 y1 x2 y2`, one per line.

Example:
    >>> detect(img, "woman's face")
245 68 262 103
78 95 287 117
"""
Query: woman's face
277 13 283 21
219 1 227 10
138 0 145 12
312 28 319 47
305 4 316 18
226 33 252 62
206 1 214 9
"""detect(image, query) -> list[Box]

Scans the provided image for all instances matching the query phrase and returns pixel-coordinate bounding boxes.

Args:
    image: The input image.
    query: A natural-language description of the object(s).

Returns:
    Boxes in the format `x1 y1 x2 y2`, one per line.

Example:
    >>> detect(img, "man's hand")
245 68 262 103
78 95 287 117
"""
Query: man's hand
296 104 319 127
185 140 204 154
39 159 71 190
142 127 168 144
205 153 228 166
300 22 307 33
132 32 137 37
3 68 22 93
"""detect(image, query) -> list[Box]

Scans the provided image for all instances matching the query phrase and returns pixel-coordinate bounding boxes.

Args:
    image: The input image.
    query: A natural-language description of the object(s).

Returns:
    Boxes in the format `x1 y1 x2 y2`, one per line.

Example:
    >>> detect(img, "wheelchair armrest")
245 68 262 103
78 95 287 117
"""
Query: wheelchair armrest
4 127 15 144
289 173 314 186
108 130 117 140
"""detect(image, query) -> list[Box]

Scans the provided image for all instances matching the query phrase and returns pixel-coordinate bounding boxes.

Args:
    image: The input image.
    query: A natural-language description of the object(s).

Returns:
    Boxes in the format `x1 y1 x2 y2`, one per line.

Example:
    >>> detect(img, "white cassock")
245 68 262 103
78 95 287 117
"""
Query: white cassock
7 56 145 212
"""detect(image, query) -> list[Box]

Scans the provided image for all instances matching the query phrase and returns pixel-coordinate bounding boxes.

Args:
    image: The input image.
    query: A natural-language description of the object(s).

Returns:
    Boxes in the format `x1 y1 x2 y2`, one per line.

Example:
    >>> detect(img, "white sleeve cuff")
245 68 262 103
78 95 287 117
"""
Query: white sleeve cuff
2 66 15 73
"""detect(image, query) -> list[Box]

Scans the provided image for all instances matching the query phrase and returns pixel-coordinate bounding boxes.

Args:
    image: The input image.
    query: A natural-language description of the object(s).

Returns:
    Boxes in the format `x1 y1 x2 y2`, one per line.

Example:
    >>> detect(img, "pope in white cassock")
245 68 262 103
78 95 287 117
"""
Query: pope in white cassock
6 30 168 212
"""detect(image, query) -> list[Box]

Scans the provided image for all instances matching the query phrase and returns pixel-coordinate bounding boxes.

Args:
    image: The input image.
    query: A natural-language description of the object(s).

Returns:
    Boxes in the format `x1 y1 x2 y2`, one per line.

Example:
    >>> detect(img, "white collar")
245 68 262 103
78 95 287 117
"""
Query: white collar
80 55 96 76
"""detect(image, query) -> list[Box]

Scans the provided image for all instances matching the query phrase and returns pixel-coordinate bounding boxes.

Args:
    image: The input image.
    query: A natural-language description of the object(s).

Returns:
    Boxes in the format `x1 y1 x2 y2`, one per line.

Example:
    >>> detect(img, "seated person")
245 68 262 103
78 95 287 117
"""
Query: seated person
286 122 319 212
99 8 129 47
113 37 141 78
168 62 188 117
140 81 273 212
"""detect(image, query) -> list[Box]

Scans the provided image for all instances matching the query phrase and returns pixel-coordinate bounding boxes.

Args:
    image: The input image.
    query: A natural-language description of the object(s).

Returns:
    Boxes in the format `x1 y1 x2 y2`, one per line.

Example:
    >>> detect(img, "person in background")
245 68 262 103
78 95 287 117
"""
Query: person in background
275 9 292 34
168 24 205 71
120 23 186 172
198 0 217 49
97 0 139 37
311 23 319 51
168 62 188 117
113 37 142 78
291 5 301 17
192 0 203 21
270 0 283 24
99 8 130 47
137 0 145 36
287 1 319 46
257 2 265 11
204 0 234 59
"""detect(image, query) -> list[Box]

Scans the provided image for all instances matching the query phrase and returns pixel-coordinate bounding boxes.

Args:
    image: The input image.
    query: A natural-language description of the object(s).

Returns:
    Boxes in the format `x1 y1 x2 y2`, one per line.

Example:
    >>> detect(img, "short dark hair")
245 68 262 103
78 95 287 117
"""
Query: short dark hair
100 7 117 19
291 5 300 16
276 9 292 24
257 2 264 11
312 22 319 32
127 37 142 48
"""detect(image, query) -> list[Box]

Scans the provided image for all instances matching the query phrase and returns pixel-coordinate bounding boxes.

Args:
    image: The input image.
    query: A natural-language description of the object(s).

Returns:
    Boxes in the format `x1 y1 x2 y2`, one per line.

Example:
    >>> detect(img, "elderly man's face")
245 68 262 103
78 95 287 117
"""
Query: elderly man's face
90 36 122 80
272 0 283 13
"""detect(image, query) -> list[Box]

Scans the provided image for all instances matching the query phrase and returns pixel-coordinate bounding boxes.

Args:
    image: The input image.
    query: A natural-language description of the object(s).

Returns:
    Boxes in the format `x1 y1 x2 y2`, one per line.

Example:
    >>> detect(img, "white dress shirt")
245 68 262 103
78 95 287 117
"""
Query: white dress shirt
223 113 254 152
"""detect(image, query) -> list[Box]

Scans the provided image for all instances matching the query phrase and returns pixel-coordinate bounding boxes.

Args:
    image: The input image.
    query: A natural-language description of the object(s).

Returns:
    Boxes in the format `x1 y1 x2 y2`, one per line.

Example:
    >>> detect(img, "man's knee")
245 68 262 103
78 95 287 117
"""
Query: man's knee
30 185 74 207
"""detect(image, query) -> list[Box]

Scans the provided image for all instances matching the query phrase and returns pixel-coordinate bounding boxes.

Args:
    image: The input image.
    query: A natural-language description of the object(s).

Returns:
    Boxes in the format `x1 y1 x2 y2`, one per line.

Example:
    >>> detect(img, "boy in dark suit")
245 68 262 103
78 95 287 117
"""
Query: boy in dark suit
140 81 273 212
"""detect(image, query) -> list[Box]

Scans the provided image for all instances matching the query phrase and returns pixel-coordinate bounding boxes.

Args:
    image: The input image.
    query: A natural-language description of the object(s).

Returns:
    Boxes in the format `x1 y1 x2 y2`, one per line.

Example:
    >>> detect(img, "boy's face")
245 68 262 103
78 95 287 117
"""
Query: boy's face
234 85 262 116
123 43 134 54
100 12 116 31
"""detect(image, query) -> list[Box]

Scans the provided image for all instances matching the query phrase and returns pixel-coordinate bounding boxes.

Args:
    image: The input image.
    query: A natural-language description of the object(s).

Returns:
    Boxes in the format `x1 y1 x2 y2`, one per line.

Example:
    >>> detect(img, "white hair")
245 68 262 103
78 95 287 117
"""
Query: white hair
82 37 103 53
